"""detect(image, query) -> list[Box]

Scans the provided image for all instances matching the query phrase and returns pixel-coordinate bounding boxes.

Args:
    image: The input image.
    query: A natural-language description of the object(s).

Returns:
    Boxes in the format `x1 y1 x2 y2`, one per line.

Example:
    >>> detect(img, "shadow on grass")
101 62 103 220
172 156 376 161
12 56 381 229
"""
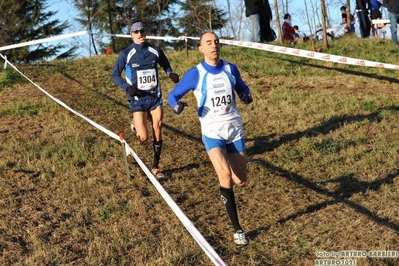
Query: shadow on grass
245 105 399 239
247 159 399 240
160 104 399 242
61 72 129 110
162 163 201 178
278 57 399 84
246 105 399 156
162 123 202 144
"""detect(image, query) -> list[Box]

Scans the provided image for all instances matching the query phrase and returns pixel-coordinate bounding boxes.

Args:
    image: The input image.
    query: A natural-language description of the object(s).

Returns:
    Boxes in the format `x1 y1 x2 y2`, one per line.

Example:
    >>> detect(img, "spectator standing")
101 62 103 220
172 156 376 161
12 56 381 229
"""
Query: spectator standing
340 6 355 33
282 13 295 42
383 0 399 45
356 0 372 38
111 18 179 178
260 0 274 42
244 0 262 42
168 32 253 245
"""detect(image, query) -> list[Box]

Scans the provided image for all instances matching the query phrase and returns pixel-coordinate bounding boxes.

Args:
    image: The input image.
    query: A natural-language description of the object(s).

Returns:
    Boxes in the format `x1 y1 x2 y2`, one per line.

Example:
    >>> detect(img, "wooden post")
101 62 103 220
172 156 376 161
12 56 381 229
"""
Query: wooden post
185 33 188 58
119 132 130 179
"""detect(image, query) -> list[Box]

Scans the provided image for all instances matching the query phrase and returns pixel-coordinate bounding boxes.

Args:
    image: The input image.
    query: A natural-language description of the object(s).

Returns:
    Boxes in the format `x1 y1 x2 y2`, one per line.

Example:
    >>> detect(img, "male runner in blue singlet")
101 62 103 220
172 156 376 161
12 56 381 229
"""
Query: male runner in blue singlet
111 19 179 178
168 32 253 245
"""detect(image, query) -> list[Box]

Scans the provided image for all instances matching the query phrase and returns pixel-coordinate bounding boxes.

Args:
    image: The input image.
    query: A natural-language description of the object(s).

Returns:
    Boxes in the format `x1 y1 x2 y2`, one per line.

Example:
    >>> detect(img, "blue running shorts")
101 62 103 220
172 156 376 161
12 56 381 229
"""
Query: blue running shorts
202 135 246 153
129 97 162 112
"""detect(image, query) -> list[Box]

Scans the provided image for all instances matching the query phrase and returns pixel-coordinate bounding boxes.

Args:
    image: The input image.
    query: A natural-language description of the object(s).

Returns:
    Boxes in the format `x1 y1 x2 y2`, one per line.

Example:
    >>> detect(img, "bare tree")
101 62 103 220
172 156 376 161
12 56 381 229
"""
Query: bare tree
274 0 283 44
303 0 315 50
279 0 294 15
218 0 246 40
346 0 353 33
320 0 328 49
223 0 235 38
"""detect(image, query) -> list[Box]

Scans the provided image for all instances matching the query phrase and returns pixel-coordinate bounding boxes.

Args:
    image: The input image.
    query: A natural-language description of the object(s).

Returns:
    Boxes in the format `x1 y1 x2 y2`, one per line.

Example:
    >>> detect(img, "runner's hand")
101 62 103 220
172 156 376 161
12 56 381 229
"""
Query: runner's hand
172 102 187 114
169 72 179 83
239 93 253 104
127 85 140 97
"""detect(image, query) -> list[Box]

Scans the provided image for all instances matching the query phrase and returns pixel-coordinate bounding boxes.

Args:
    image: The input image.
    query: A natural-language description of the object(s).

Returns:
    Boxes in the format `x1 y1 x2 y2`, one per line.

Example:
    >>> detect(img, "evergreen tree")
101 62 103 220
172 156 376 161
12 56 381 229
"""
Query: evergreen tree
0 0 76 63
72 0 181 53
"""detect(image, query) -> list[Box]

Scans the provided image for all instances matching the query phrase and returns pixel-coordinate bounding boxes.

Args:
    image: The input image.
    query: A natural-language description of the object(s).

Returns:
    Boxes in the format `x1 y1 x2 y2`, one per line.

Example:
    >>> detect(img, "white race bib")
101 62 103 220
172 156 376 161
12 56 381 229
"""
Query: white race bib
205 75 233 115
136 69 157 90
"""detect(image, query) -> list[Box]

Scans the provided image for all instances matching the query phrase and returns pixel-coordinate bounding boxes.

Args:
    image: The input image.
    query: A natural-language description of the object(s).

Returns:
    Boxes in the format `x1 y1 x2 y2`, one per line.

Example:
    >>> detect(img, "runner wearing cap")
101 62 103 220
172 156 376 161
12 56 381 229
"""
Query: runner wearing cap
111 18 179 178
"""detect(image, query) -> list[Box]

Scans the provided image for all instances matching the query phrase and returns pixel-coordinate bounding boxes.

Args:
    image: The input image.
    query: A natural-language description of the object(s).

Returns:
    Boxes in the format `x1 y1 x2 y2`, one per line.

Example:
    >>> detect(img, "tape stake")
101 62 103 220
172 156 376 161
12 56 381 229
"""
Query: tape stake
3 56 7 69
119 132 130 179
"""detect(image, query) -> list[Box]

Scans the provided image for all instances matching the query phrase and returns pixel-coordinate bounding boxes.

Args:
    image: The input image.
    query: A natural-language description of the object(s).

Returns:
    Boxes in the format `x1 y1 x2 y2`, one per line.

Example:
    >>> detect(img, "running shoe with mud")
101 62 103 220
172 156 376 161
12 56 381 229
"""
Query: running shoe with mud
151 168 165 178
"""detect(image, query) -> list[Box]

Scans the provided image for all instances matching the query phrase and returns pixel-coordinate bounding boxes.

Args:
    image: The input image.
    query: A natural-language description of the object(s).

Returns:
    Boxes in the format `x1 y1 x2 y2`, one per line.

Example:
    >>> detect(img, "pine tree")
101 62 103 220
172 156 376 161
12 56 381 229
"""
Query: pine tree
0 0 76 63
72 0 182 53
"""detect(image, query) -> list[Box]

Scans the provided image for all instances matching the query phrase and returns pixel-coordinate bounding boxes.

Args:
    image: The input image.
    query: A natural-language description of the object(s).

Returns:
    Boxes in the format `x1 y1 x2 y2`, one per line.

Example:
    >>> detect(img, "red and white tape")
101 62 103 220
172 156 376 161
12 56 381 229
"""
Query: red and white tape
219 39 399 70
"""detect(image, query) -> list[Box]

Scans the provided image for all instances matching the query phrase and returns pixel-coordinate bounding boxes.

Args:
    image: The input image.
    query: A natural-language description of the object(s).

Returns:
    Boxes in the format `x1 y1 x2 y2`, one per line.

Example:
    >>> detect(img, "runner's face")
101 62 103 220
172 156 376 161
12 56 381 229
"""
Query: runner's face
199 33 220 62
132 29 146 44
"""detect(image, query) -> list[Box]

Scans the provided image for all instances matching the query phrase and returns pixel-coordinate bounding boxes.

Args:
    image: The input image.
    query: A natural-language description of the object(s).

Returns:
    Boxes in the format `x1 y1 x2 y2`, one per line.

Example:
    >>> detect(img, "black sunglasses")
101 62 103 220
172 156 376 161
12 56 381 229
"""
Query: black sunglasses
132 29 146 34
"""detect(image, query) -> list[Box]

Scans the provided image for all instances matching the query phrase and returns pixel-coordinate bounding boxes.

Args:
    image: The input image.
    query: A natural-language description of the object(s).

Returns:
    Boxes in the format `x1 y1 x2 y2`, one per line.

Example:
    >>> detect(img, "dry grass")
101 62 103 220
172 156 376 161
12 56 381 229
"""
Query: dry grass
1 35 399 265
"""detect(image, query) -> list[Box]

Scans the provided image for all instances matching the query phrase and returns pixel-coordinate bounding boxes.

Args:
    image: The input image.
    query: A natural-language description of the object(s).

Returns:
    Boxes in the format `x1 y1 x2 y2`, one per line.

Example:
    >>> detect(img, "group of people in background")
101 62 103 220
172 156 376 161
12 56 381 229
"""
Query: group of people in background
244 0 399 47
345 0 398 45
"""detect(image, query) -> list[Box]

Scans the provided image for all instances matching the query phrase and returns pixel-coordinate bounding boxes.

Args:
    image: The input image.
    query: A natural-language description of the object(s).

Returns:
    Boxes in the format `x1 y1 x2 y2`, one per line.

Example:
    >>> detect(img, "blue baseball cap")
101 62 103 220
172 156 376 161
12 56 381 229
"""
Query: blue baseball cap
130 21 147 33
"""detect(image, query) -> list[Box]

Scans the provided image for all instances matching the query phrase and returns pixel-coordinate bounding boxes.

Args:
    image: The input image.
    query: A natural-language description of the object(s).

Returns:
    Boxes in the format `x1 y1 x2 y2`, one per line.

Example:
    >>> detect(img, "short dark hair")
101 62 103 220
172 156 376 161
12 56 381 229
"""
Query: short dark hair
340 6 346 11
293 25 299 30
284 14 291 20
199 31 219 45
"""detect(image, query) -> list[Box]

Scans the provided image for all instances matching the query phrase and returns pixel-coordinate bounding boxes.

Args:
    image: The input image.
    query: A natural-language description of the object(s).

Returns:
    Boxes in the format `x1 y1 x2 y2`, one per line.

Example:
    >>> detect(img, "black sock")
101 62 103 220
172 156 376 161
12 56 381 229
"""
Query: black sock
220 186 242 232
152 140 162 168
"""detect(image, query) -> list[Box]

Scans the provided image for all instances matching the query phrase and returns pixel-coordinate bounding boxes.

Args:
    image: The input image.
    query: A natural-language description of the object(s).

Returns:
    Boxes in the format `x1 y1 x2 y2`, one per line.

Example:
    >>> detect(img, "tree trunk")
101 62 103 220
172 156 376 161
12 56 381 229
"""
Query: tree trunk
320 0 328 50
303 0 315 51
346 0 352 33
274 0 283 45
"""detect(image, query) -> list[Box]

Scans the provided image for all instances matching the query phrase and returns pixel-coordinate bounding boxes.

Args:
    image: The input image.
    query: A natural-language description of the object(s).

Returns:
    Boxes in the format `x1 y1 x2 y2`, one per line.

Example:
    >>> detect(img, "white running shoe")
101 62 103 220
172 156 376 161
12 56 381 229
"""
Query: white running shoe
234 230 248 245
151 168 165 178
130 123 136 133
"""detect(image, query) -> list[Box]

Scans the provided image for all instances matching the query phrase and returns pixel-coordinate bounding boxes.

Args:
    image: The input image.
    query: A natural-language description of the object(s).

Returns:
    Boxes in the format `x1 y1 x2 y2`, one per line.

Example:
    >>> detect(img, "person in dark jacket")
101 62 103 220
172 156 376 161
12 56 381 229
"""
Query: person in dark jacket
111 18 179 178
260 1 275 42
383 0 399 45
245 0 274 42
245 0 261 42
356 0 372 38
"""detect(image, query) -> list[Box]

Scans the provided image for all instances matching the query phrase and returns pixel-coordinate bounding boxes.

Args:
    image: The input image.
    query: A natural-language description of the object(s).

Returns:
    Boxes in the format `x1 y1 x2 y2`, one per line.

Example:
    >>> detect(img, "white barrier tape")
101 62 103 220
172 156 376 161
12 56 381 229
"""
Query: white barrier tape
0 31 89 52
0 53 121 140
0 52 226 266
1 29 398 70
219 39 399 70
124 144 226 266
186 36 200 41
372 19 390 24
95 33 184 41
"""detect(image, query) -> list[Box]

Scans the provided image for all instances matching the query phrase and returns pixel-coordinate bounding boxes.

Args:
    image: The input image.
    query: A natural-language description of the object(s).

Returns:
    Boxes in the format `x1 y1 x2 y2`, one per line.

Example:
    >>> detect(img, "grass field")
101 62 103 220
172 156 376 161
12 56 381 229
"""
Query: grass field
1 34 399 265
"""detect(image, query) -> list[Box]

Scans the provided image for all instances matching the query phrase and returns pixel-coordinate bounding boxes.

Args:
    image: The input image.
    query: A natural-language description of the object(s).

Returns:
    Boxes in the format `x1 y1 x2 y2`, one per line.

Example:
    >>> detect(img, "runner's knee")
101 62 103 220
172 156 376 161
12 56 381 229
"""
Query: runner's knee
137 134 148 142
235 179 246 187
